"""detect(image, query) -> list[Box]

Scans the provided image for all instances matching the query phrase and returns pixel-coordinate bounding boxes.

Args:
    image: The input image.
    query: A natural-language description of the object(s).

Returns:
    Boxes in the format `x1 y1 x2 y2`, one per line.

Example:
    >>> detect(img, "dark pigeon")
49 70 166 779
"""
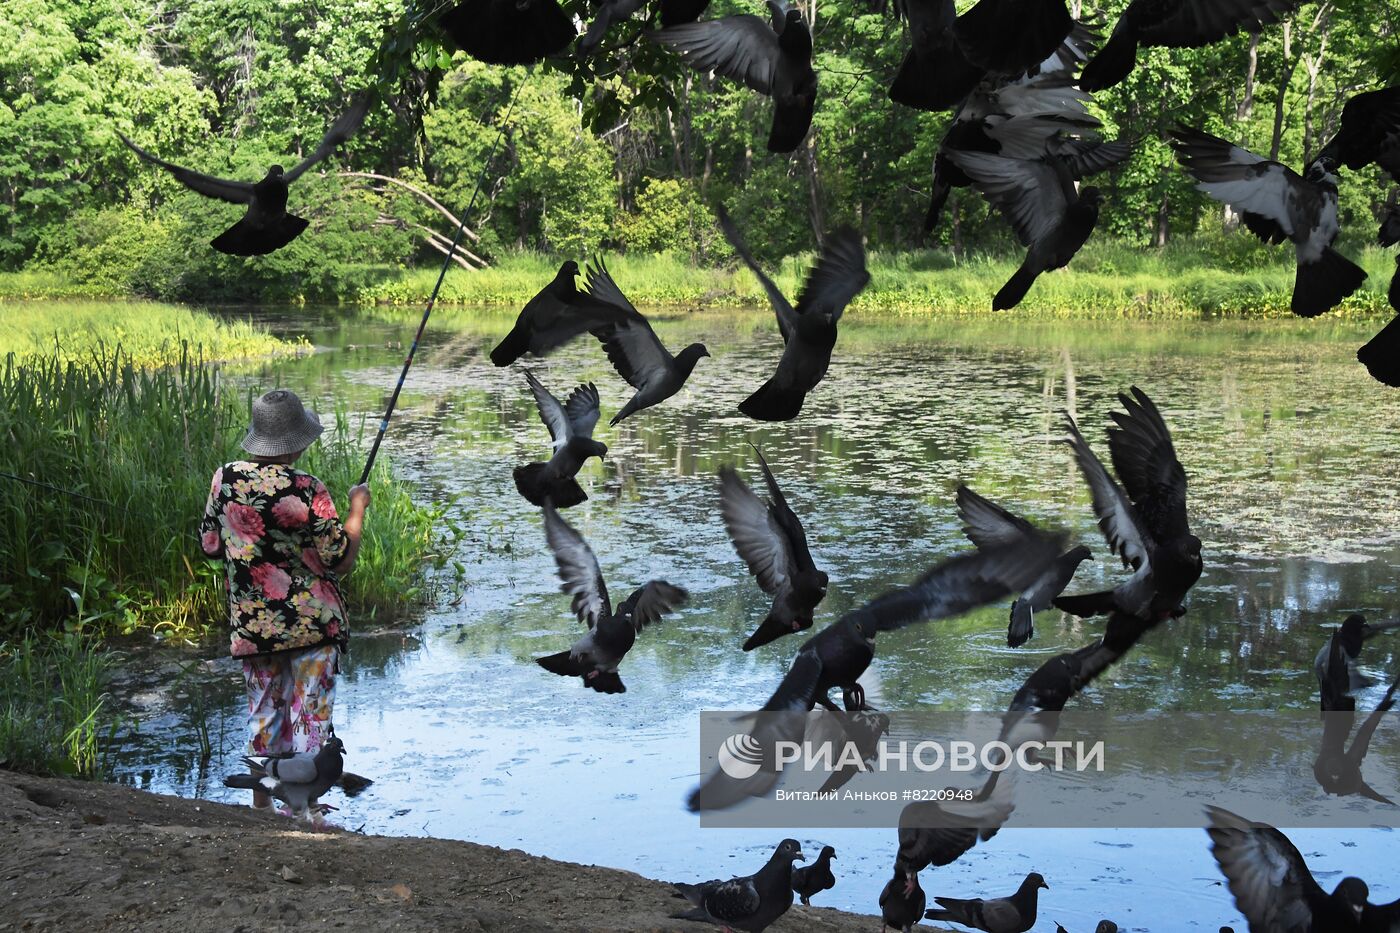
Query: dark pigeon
1055 924 1118 933
489 261 630 367
810 701 890 794
577 0 647 56
117 97 369 256
718 207 870 421
1054 388 1203 623
896 768 1016 888
719 449 828 651
1206 805 1374 931
1314 613 1400 805
659 0 710 26
791 845 836 905
1357 254 1400 387
887 0 984 112
687 502 1065 811
438 0 575 64
1313 85 1400 187
953 0 1073 77
948 150 1105 309
924 871 1048 933
649 0 816 153
582 258 710 424
1170 125 1366 317
534 503 687 693
957 485 1091 647
513 372 607 508
223 736 345 819
1080 0 1296 91
881 866 926 933
672 839 805 931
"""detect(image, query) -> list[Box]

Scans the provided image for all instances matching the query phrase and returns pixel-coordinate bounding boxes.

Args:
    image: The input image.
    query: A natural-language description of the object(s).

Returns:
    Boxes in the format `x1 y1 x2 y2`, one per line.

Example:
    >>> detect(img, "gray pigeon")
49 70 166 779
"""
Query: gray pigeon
513 372 606 508
672 839 805 931
534 502 687 693
957 485 1090 647
924 871 1048 933
223 736 345 819
582 258 709 424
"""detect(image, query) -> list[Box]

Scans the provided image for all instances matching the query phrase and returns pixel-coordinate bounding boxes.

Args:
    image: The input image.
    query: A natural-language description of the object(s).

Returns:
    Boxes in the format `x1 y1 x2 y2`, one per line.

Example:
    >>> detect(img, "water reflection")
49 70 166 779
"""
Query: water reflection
110 307 1400 929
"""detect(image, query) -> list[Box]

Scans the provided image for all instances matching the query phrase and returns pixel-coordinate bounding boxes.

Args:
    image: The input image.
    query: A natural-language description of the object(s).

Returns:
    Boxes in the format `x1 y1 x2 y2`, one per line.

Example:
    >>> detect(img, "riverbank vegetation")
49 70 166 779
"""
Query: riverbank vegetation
0 632 112 777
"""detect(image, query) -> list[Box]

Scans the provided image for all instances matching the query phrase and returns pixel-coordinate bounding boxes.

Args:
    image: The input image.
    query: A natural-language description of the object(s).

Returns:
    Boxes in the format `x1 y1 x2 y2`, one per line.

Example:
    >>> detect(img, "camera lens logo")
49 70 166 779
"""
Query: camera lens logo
718 733 764 779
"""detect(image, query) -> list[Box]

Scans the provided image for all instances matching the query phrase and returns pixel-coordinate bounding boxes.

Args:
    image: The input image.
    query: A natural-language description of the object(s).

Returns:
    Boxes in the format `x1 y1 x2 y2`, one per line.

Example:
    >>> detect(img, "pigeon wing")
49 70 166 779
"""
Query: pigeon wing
116 132 254 204
956 485 1040 550
525 371 572 448
1063 412 1151 569
583 256 640 316
267 752 320 784
593 314 674 391
945 151 1070 248
1168 126 1304 243
1138 0 1296 48
564 382 602 439
650 15 782 95
1057 137 1137 179
1206 806 1328 933
794 226 870 323
622 581 688 632
719 465 792 596
542 503 611 626
755 448 819 574
704 877 762 922
283 95 372 183
718 206 798 341
1106 386 1191 542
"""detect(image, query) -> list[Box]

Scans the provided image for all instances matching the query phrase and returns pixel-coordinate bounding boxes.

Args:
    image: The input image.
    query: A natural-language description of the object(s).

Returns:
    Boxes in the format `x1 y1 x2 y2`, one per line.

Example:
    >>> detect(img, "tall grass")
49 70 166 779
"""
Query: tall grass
0 299 307 367
0 346 455 643
0 632 112 777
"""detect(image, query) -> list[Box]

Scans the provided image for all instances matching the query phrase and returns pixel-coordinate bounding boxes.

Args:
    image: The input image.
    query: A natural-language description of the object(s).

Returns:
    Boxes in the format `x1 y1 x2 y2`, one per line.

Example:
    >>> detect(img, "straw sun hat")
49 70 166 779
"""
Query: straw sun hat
240 389 324 457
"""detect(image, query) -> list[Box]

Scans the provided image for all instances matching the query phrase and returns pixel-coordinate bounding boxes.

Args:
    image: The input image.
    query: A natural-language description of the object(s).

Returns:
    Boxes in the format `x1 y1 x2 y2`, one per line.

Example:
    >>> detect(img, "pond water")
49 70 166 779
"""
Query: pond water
109 305 1400 931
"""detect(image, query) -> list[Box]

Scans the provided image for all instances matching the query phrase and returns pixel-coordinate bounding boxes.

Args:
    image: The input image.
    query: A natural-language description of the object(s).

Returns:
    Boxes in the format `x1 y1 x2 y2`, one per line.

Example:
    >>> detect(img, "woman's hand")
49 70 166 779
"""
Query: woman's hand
348 484 372 513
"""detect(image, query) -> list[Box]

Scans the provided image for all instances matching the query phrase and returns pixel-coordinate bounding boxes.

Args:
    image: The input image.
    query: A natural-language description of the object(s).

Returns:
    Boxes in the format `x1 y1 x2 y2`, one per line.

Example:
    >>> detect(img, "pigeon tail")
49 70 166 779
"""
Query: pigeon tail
1078 29 1138 92
1292 247 1366 318
512 462 587 508
768 100 815 154
1358 314 1400 387
438 0 575 65
739 378 806 422
668 907 713 922
490 319 533 367
1007 598 1035 647
743 612 810 651
1380 211 1400 247
658 0 708 27
889 46 983 113
1053 590 1116 618
925 179 951 234
210 213 309 257
994 261 1041 310
222 774 262 790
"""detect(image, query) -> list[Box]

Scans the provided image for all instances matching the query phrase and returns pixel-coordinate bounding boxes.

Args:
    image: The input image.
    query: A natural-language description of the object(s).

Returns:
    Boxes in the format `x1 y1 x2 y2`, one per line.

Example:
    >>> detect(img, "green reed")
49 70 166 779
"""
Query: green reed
0 631 112 777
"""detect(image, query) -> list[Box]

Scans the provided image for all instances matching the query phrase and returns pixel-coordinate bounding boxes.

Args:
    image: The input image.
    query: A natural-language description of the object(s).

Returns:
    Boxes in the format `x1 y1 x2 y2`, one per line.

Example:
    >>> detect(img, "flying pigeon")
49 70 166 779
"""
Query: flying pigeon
534 503 687 693
717 207 870 420
1054 388 1203 623
577 0 647 55
649 0 816 153
438 0 575 64
687 503 1065 811
489 261 630 367
924 871 1048 933
513 372 607 509
1314 613 1400 804
886 0 985 112
1358 253 1400 386
956 485 1091 647
896 769 1017 889
719 450 829 650
881 866 927 933
1079 0 1296 91
790 845 836 905
582 258 710 424
1206 805 1385 930
222 736 345 819
118 97 370 256
947 150 1105 309
953 0 1073 77
672 839 805 932
1315 613 1379 711
1169 126 1366 317
659 0 711 26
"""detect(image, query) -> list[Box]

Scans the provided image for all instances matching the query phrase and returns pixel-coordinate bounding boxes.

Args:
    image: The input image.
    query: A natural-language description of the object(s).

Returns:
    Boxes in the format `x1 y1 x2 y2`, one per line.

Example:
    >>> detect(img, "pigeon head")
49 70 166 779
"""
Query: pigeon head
323 736 345 755
1095 922 1118 933
559 260 581 278
675 343 710 376
817 844 836 860
571 437 608 461
1333 876 1369 919
1079 186 1104 208
1065 544 1092 565
1340 613 1369 650
1024 871 1049 890
268 164 286 177
776 838 806 862
1307 157 1339 185
1176 533 1203 565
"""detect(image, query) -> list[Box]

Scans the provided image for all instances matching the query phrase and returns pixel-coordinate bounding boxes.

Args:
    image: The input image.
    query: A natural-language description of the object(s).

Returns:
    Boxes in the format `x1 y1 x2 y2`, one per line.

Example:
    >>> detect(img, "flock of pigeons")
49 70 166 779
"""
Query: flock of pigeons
108 0 1400 928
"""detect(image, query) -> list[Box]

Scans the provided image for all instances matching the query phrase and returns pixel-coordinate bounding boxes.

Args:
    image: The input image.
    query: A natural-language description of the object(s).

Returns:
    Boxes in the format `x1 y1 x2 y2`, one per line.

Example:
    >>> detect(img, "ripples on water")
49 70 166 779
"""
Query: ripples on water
112 308 1400 930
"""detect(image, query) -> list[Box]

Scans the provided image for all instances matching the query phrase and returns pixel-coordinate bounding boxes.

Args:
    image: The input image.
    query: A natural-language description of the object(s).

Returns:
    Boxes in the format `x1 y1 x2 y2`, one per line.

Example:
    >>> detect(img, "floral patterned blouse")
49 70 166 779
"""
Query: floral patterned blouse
199 461 349 658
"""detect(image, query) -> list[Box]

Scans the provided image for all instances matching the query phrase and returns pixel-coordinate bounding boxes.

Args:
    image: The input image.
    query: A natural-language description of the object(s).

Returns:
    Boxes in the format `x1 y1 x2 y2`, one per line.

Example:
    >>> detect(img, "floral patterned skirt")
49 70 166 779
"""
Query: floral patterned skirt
241 644 339 756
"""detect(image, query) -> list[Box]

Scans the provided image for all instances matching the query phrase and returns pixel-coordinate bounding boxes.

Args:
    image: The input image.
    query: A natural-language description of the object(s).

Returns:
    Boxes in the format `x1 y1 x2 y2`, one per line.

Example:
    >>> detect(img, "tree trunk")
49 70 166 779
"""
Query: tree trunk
1301 4 1334 164
1237 33 1259 121
804 135 825 245
1154 191 1170 248
1270 20 1296 162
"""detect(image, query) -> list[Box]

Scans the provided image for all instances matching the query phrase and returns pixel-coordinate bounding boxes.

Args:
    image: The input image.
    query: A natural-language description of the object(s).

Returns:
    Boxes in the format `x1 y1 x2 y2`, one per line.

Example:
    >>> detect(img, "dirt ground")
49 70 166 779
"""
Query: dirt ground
0 769 888 932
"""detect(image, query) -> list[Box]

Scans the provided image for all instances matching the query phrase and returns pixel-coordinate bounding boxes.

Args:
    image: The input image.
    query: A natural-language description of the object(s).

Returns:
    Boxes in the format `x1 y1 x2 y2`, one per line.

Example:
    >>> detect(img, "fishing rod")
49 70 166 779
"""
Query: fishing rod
357 79 521 486
0 470 126 511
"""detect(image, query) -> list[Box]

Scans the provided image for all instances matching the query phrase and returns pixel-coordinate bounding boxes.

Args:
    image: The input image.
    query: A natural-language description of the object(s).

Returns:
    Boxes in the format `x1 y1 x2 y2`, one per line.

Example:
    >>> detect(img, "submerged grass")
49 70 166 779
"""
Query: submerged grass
0 632 112 777
0 300 307 367
0 345 456 644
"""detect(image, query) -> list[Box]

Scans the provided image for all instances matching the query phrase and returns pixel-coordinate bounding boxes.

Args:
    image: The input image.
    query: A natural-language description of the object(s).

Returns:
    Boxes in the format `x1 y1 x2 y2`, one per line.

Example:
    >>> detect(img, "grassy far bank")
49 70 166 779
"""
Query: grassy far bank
5 237 1397 318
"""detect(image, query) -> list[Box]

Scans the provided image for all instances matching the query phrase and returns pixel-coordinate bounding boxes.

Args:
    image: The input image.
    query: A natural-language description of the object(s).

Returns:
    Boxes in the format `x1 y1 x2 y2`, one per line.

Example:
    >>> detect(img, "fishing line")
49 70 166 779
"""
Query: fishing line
0 470 125 510
358 79 521 486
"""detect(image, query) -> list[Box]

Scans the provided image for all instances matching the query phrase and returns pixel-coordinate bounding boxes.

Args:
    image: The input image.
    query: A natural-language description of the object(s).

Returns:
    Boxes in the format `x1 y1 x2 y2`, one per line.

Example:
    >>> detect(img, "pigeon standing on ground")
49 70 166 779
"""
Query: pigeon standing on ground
717 207 870 420
1054 387 1203 623
957 485 1091 646
924 872 1049 933
791 845 836 905
719 449 829 651
513 373 606 508
1079 0 1296 91
576 0 648 55
222 736 345 819
649 0 816 153
1206 805 1387 930
1055 924 1118 933
118 97 370 256
881 866 926 932
490 261 630 367
1169 126 1366 317
437 0 575 64
672 839 806 931
582 258 710 424
534 503 688 693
